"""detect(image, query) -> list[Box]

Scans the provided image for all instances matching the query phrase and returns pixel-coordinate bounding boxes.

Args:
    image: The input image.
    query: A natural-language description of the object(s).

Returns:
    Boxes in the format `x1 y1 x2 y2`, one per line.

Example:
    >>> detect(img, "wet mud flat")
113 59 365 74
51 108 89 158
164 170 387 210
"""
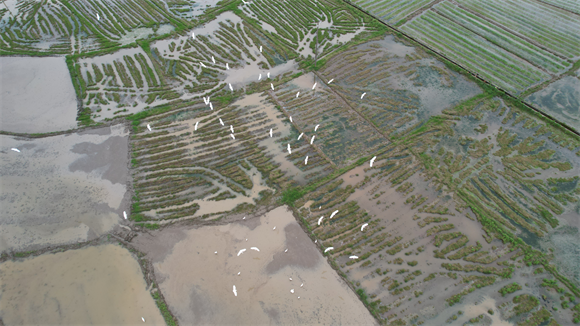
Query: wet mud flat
526 76 580 133
0 56 78 133
0 243 164 325
132 205 377 325
0 124 130 253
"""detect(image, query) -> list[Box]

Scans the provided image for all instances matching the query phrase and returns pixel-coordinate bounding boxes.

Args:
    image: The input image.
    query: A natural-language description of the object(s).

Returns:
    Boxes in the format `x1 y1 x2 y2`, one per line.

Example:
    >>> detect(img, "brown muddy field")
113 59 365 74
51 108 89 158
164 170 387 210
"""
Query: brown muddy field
132 206 377 325
0 124 130 252
0 243 164 325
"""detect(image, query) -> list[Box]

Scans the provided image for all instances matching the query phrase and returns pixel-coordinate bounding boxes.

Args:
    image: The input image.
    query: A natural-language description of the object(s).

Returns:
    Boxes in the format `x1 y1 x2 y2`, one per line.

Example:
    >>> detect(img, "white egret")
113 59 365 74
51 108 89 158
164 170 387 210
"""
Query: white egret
312 82 317 89
314 124 319 131
97 13 100 20
328 78 334 84
297 133 303 140
259 45 262 52
215 251 218 254
123 211 128 219
203 96 210 105
230 134 235 140
237 248 246 256
250 247 260 252
289 116 293 122
349 256 359 259
267 72 270 78
258 73 262 80
200 62 206 68
298 296 300 299
361 92 366 99
226 63 229 69
285 249 288 252
209 102 213 110
289 278 292 281
243 216 246 219
361 223 368 231
287 144 291 154
141 317 145 322
229 83 233 91
195 121 199 130
238 272 241 275
11 148 20 153
310 135 315 145
192 32 195 39
300 283 304 287
230 125 234 133
147 124 152 131
233 285 237 296
212 56 216 64
304 156 308 165
329 210 338 219
246 239 248 241
315 240 317 243
290 289 294 294
370 156 376 167
242 0 248 3
271 83 274 90
296 91 300 98
317 216 324 225
324 247 334 253
270 128 273 137
219 118 224 126
273 226 276 230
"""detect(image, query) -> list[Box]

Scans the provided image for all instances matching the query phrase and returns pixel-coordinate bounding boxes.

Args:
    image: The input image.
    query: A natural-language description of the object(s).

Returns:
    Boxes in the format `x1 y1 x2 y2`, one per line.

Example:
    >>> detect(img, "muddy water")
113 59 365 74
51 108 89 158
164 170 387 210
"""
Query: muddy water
0 244 165 325
133 206 377 325
0 124 129 252
0 56 78 133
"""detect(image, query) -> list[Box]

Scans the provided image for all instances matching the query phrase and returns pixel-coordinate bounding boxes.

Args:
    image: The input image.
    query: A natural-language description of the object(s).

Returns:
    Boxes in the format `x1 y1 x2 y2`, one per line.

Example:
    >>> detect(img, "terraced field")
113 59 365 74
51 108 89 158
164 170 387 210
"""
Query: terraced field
2 0 580 325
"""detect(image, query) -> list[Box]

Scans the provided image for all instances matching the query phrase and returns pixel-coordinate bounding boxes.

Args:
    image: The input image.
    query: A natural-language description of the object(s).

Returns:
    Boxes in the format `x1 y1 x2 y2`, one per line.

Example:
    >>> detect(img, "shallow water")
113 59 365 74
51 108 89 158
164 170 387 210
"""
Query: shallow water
0 244 164 325
0 56 78 133
526 76 580 132
0 124 129 252
134 206 377 325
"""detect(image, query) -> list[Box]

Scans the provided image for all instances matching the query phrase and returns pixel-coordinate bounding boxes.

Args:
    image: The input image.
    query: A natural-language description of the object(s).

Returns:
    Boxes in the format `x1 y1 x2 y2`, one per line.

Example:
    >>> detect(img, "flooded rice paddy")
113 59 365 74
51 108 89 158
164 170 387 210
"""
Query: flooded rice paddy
0 243 164 325
526 76 580 133
0 56 78 133
132 206 377 325
0 124 129 252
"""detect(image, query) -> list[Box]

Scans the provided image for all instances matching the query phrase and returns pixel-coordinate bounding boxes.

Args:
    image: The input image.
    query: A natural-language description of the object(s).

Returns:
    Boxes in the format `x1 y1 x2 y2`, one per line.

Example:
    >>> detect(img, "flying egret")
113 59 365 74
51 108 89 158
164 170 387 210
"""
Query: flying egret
329 210 338 219
230 125 234 133
233 285 237 296
200 62 206 68
226 63 229 69
203 96 210 105
11 148 20 153
296 91 300 98
273 226 276 230
287 144 291 154
370 156 377 167
314 124 319 131
324 247 334 253
230 134 235 140
361 223 368 231
318 216 324 225
312 82 317 89
267 72 270 78
361 92 366 99
349 256 359 259
251 247 260 251
270 128 273 137
229 83 233 91
258 73 262 80
123 211 128 219
328 78 334 84
195 121 199 130
147 124 152 131
192 32 195 39
310 135 315 145
237 249 246 256
219 118 224 126
141 317 145 322
304 156 308 165
271 83 274 90
297 133 303 140
290 289 294 294
209 102 213 110
289 116 293 122
259 45 262 52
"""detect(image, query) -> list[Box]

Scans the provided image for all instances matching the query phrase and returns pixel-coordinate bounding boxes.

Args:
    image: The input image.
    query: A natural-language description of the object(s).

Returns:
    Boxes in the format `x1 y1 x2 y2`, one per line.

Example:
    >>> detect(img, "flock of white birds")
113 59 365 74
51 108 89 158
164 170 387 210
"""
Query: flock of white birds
4 3 380 322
